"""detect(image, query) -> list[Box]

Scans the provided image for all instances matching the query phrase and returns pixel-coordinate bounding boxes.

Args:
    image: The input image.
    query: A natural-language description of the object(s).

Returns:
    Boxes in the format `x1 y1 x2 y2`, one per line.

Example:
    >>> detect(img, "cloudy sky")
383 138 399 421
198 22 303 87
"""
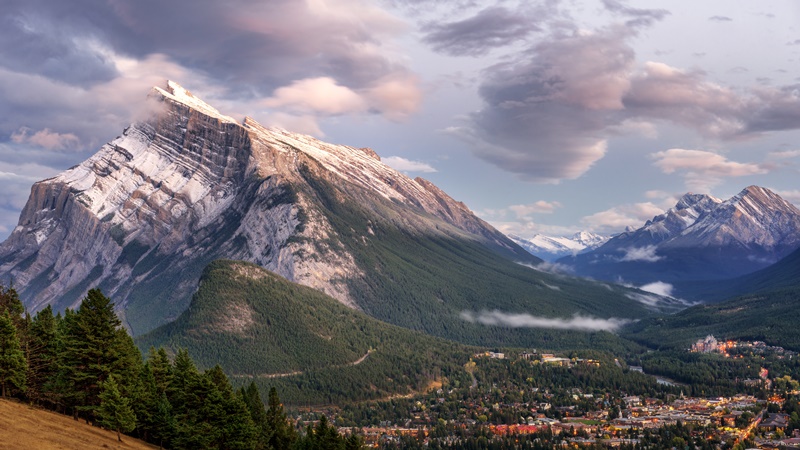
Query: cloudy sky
2 0 800 240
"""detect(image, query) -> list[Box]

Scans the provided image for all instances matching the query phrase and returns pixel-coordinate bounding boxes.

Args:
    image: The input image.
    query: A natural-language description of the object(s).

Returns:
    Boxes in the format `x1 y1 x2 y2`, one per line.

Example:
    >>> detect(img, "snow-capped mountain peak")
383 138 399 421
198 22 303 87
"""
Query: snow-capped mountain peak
511 232 609 261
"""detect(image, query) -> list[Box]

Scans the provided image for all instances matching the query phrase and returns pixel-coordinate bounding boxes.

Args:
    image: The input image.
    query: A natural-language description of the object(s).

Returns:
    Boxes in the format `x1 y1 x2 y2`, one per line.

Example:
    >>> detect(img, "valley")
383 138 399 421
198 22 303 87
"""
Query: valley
1 82 799 450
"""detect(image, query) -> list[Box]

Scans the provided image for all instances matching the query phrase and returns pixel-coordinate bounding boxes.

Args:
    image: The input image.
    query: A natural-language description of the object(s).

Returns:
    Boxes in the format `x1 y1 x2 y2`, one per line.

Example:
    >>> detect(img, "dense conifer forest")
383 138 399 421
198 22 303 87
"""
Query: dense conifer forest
0 284 361 449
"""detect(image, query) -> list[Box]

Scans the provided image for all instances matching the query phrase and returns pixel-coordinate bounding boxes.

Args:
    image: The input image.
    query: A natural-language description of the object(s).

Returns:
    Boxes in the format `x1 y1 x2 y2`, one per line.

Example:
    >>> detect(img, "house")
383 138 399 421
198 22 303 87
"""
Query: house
759 413 790 431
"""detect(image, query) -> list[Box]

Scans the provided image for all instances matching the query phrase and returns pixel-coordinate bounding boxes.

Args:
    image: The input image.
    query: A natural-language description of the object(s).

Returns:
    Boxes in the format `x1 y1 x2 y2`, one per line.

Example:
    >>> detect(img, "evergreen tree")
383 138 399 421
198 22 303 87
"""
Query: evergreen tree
60 289 139 420
167 348 199 414
25 305 60 405
150 393 177 448
147 346 173 395
97 376 137 442
133 362 158 442
0 284 24 323
0 311 26 397
205 365 258 450
242 382 269 449
265 386 296 450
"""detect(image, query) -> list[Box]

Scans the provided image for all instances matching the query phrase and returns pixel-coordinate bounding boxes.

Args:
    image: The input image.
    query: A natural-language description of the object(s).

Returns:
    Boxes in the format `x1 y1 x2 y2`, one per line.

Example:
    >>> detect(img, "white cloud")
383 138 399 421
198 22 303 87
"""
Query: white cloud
768 149 800 159
625 292 663 307
772 189 800 207
459 310 633 331
620 245 662 262
508 201 562 218
263 77 368 115
383 156 437 173
639 281 673 297
11 128 81 151
581 202 665 234
652 148 767 191
525 262 575 275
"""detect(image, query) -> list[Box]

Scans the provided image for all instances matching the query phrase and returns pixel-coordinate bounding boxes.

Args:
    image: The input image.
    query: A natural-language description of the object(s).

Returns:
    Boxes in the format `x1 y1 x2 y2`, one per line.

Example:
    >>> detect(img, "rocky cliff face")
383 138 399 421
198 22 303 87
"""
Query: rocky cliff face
0 81 536 334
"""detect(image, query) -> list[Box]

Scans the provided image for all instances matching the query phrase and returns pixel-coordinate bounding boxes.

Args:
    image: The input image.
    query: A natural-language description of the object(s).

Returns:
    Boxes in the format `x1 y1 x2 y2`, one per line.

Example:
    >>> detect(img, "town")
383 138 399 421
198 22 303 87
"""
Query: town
320 348 800 449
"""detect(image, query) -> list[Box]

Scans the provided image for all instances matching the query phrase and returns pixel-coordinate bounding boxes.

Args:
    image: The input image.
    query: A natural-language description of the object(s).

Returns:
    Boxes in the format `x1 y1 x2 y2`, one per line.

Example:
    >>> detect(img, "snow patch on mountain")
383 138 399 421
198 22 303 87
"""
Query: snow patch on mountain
511 231 608 261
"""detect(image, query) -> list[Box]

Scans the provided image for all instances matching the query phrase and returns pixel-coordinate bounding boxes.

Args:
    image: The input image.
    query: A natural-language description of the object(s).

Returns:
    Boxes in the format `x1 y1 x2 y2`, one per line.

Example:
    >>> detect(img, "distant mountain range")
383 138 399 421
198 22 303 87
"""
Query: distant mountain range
560 186 800 291
511 232 609 261
0 81 657 344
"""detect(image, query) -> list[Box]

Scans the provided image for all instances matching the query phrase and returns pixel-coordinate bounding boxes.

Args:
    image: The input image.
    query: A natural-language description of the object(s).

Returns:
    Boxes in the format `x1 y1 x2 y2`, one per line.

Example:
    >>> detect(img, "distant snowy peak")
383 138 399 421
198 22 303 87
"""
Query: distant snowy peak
669 185 800 248
602 185 800 251
635 193 720 243
511 232 609 261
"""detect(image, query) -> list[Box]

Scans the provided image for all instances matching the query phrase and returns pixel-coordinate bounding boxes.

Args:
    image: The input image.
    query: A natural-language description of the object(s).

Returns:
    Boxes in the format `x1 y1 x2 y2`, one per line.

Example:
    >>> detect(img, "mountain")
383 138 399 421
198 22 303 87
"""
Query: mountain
0 81 658 340
511 232 609 261
560 187 800 291
136 260 475 405
138 260 648 404
623 283 800 351
677 245 800 302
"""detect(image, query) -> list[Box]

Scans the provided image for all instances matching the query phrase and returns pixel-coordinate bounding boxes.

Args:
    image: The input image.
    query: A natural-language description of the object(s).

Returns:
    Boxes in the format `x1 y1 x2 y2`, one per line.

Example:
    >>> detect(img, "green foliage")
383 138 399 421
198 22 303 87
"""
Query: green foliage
265 386 296 450
0 284 24 321
625 285 800 351
97 375 136 441
137 260 475 405
294 163 654 350
0 311 26 397
295 414 358 450
59 289 140 419
26 305 61 406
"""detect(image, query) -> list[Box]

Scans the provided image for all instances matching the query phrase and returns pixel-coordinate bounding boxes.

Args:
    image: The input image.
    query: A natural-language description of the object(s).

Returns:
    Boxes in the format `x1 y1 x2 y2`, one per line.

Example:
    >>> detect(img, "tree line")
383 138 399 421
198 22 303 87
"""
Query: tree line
0 284 361 449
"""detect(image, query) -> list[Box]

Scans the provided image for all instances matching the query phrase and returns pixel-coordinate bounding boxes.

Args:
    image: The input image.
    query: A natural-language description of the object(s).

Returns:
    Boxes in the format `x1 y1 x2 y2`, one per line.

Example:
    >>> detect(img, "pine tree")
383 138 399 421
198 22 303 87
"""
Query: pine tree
60 289 139 420
242 382 269 449
147 346 173 395
0 311 26 397
97 376 137 442
26 305 60 405
0 284 24 323
265 386 296 450
150 393 177 448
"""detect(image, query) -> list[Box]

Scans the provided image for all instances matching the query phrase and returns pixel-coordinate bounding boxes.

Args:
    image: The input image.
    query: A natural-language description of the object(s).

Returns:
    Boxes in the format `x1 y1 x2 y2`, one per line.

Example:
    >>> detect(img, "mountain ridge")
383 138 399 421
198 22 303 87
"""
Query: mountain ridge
560 186 800 289
0 80 654 341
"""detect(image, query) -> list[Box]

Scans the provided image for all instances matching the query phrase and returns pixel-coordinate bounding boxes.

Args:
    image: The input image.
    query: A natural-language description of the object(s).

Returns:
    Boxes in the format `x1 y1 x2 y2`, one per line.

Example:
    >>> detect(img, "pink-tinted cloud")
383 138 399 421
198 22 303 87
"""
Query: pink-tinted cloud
652 148 767 191
11 127 80 151
382 156 437 173
464 21 800 183
263 77 368 115
581 201 666 233
508 201 563 218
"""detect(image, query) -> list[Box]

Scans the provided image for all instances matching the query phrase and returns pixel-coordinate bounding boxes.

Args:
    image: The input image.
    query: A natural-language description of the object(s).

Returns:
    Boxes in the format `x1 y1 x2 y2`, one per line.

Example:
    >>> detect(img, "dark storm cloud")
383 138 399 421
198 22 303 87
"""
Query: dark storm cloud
421 6 539 57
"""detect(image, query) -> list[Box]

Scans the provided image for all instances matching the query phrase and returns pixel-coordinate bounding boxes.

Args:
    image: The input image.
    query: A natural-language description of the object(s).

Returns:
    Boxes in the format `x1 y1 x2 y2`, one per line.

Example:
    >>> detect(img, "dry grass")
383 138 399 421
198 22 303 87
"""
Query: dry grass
0 398 157 450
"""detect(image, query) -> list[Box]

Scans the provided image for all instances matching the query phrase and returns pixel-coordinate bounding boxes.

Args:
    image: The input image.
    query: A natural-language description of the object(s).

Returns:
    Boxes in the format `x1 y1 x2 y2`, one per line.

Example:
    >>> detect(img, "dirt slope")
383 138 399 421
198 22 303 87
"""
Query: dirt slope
0 399 156 450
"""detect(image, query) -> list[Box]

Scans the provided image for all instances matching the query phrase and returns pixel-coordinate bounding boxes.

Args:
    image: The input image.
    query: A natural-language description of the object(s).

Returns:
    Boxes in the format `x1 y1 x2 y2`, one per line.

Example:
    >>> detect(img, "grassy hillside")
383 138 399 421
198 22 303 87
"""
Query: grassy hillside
0 399 156 450
296 164 662 348
623 285 800 351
